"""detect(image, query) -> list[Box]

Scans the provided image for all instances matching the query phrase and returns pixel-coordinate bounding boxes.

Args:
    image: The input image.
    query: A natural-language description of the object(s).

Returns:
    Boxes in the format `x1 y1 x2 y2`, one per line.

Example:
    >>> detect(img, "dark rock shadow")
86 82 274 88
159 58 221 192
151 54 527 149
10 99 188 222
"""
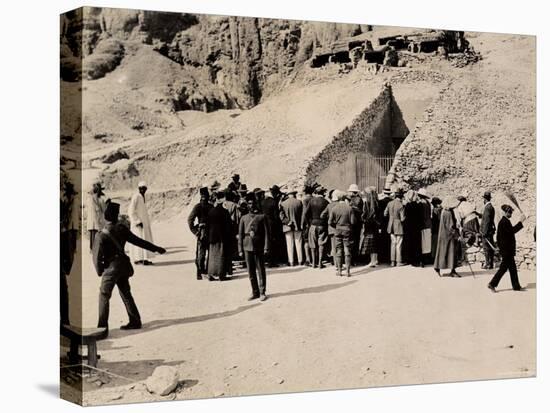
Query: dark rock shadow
162 247 188 256
153 259 195 267
269 280 357 299
106 303 262 339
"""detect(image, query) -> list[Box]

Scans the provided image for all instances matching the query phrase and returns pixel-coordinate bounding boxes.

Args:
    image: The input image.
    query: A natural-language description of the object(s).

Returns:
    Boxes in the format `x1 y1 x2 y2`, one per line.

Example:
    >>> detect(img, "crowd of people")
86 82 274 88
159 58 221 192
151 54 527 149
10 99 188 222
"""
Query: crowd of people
186 174 529 302
60 172 529 333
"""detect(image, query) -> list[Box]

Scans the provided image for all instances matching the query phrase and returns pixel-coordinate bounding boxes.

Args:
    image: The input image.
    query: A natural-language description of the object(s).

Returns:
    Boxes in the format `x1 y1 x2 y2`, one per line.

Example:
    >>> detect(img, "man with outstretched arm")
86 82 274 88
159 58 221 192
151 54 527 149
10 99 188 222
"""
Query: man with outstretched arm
93 202 166 332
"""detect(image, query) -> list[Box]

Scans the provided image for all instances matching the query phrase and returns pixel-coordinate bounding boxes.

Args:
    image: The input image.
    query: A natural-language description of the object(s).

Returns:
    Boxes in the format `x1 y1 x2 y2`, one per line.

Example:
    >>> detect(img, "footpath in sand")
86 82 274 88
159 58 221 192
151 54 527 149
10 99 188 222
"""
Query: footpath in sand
65 216 536 406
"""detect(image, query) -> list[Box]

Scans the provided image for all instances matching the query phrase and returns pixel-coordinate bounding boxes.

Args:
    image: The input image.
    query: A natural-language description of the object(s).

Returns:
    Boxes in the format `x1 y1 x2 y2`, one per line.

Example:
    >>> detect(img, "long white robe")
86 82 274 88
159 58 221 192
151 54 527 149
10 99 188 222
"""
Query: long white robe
128 192 154 261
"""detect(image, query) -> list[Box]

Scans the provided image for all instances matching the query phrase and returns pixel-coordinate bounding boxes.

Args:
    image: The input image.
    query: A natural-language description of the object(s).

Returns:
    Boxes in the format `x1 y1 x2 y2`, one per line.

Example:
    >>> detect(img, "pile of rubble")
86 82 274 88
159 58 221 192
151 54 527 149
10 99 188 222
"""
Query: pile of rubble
448 48 483 68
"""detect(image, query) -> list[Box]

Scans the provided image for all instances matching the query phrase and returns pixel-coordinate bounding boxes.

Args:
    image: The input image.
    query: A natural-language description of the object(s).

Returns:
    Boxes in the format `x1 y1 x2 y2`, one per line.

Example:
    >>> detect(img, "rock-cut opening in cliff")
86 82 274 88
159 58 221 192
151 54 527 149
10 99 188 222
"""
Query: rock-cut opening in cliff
303 82 434 192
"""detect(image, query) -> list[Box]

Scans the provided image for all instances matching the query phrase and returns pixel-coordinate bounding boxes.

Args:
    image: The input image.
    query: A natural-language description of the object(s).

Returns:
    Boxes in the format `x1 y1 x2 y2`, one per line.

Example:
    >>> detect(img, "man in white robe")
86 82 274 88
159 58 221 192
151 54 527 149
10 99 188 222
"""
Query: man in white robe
129 181 155 265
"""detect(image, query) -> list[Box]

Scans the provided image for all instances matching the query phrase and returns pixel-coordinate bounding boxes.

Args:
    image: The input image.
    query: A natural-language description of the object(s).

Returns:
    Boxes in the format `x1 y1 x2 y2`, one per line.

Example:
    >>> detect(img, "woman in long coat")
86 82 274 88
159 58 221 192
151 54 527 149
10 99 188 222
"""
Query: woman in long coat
431 197 443 261
207 192 233 281
434 196 461 277
402 190 422 266
360 187 379 267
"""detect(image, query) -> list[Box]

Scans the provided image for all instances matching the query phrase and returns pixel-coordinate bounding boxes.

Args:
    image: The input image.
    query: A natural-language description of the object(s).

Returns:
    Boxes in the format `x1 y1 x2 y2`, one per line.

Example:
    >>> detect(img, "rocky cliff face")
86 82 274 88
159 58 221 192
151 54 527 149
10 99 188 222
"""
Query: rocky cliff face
61 7 372 111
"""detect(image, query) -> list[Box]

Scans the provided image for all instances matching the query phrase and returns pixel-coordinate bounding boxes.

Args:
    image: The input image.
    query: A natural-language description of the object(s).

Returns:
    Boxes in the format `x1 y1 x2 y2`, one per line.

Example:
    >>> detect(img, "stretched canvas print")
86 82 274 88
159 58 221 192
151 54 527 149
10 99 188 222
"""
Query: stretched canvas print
60 6 536 406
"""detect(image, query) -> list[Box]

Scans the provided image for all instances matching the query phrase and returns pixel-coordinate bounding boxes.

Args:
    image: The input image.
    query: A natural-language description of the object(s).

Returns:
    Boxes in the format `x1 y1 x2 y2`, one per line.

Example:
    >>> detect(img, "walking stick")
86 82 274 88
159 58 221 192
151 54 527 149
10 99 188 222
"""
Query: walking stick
458 234 475 278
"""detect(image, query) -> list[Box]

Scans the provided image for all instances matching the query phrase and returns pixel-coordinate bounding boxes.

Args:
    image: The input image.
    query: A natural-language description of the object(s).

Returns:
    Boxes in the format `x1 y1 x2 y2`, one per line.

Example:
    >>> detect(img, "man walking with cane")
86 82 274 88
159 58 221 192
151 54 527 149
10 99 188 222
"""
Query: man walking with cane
487 204 527 292
480 191 496 269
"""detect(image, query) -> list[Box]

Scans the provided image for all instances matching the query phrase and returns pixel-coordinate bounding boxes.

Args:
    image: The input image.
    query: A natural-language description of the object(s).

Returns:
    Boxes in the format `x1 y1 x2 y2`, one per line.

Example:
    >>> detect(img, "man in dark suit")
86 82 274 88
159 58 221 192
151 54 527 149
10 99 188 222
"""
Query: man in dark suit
239 194 271 301
93 202 166 331
261 185 284 267
480 191 496 269
384 189 406 266
303 186 330 268
487 204 526 292
188 187 213 280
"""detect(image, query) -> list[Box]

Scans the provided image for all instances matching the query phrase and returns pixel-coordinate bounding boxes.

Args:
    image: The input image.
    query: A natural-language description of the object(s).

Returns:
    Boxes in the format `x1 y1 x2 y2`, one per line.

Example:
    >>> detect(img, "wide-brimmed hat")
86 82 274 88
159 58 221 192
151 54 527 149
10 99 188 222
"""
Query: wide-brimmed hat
348 183 360 192
501 204 514 214
457 195 467 202
210 180 221 190
138 181 147 188
417 188 431 199
442 195 461 210
270 184 281 193
253 187 265 194
333 190 345 201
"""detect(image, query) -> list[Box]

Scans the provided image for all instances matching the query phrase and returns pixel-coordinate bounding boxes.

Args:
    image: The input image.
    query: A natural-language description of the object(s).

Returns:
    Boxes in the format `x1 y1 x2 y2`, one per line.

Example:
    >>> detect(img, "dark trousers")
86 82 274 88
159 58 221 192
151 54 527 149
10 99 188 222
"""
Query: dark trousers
245 251 267 296
195 237 208 275
60 271 69 325
98 271 141 328
482 234 495 267
89 229 98 251
489 255 521 290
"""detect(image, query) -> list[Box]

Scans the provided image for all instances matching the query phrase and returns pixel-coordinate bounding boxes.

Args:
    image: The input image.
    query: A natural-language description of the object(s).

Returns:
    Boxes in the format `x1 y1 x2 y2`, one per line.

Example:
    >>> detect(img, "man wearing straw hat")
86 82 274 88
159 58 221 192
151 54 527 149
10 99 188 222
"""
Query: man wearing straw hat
487 204 527 292
329 190 356 277
128 181 155 265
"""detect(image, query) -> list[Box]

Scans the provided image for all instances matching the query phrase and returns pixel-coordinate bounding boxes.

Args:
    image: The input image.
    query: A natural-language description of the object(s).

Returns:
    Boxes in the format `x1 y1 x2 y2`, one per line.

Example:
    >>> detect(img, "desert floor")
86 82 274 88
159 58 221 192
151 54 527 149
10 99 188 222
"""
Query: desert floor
61 216 536 406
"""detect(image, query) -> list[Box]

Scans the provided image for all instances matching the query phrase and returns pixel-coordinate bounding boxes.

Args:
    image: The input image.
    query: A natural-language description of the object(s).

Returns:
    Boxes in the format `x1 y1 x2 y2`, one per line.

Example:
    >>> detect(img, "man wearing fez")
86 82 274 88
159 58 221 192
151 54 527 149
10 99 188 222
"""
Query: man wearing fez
239 193 270 301
480 191 496 269
487 204 527 292
188 187 213 280
93 202 166 331
280 189 304 266
303 186 329 268
86 181 108 251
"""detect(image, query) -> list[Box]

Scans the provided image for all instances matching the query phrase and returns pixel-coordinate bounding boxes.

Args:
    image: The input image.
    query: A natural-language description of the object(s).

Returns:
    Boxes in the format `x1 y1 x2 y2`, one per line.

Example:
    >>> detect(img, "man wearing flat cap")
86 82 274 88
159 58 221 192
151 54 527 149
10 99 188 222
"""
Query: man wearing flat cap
480 191 496 269
384 188 406 266
279 189 303 266
188 187 214 280
303 186 329 268
487 204 526 292
93 202 166 331
129 181 155 265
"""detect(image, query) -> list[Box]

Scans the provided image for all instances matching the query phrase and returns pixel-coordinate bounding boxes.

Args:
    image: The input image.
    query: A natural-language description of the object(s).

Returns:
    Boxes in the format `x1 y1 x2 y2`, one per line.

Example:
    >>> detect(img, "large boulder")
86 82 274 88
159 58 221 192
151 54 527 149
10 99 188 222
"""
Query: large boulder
144 366 179 396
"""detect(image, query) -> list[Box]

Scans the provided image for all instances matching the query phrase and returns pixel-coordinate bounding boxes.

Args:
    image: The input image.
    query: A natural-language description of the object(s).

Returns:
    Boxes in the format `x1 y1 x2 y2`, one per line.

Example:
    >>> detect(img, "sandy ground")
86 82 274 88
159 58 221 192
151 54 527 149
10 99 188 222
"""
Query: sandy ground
61 215 536 406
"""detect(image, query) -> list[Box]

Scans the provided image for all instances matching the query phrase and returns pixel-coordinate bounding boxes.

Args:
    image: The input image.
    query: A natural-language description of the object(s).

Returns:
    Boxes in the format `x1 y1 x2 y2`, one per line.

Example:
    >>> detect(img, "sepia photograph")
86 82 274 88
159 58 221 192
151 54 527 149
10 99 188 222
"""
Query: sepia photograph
58 4 536 407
